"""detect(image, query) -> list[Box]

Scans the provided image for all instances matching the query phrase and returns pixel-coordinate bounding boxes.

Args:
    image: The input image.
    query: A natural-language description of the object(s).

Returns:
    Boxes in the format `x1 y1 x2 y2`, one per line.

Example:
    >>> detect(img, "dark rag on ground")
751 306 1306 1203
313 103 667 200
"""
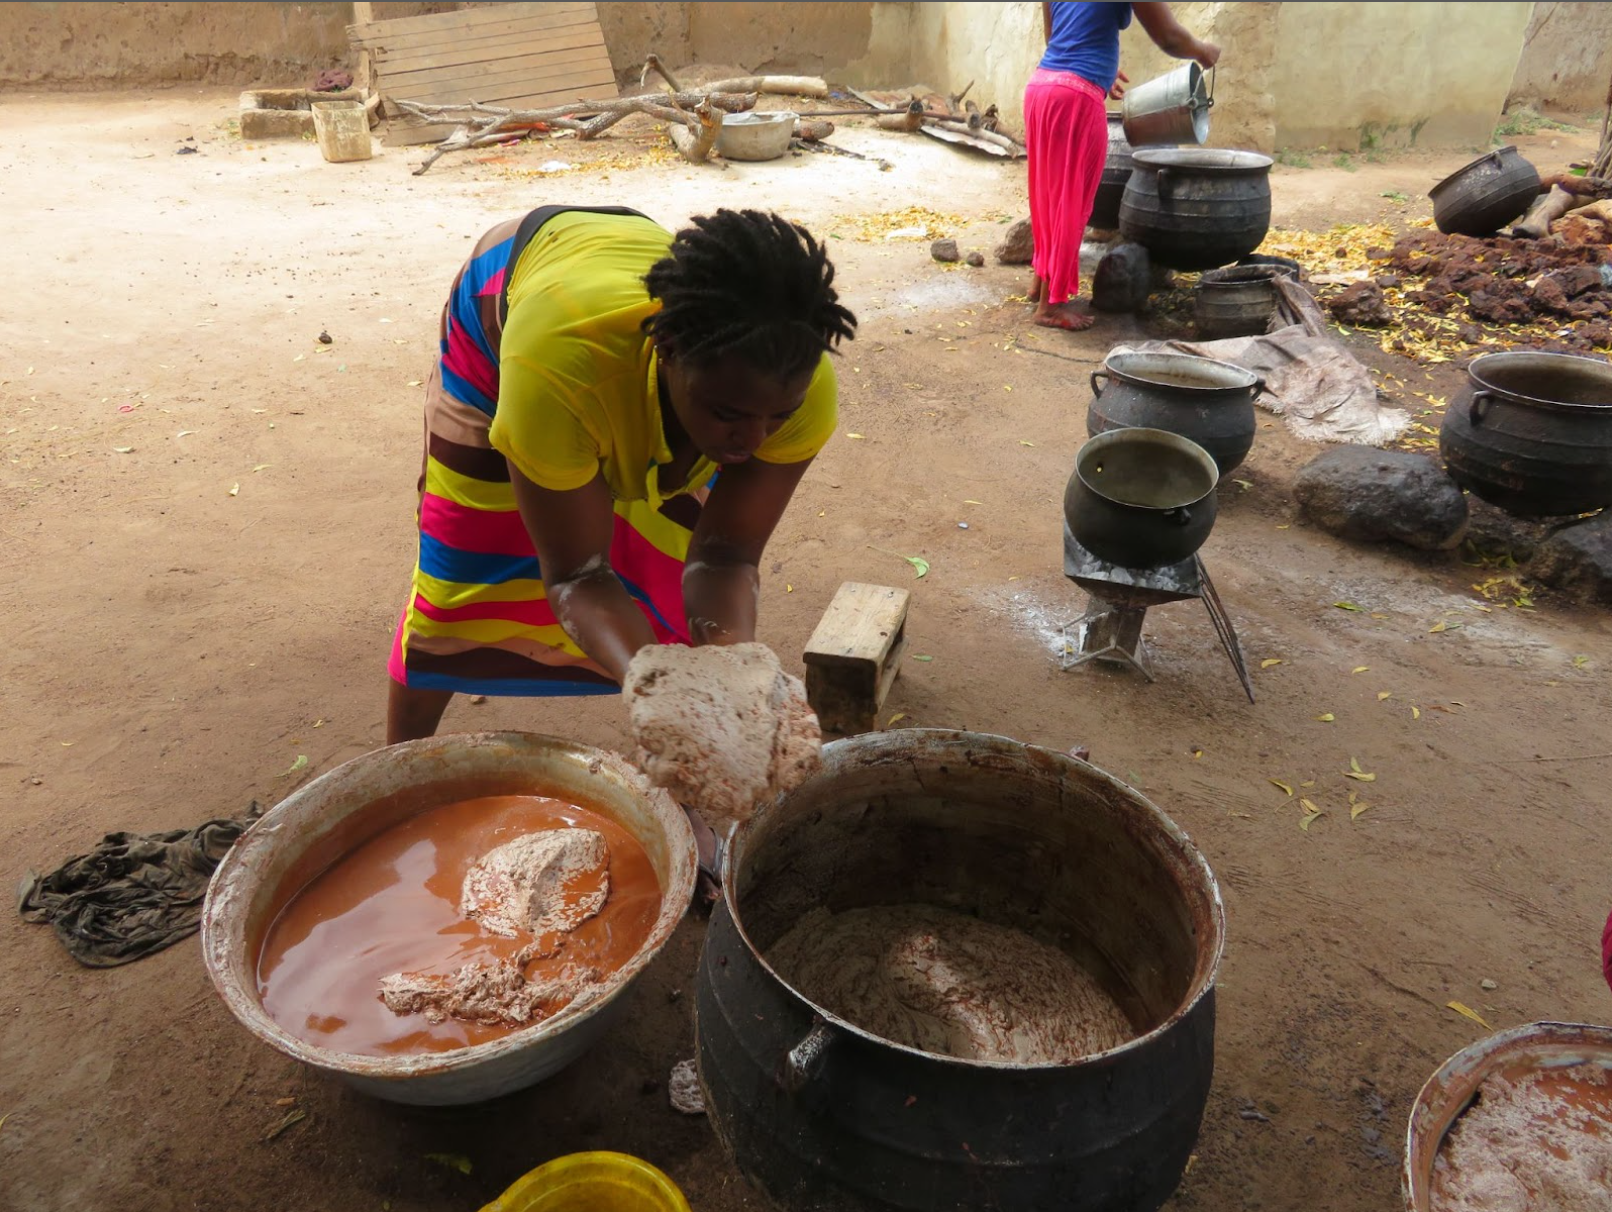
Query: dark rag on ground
17 804 261 967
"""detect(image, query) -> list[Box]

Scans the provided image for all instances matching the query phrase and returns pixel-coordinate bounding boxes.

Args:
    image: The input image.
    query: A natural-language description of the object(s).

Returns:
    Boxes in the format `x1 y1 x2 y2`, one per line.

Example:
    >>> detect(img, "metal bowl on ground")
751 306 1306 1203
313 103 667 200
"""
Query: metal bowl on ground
1119 148 1273 272
1088 112 1135 231
1065 427 1221 567
1438 350 1612 517
1429 145 1542 237
1088 350 1262 475
697 729 1225 1212
201 731 696 1106
1194 264 1288 340
1402 1021 1612 1211
714 110 797 162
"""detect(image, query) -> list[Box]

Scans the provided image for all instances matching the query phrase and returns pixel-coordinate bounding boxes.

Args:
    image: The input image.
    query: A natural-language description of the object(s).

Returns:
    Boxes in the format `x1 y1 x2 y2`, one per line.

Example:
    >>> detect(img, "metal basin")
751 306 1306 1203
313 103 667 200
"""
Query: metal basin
697 729 1225 1212
1088 350 1262 474
715 111 797 162
201 731 696 1106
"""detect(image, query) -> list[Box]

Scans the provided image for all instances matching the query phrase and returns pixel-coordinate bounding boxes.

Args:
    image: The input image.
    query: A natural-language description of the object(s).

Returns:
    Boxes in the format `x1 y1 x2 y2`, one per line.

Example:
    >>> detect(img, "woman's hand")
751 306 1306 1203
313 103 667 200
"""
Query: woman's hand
1108 70 1131 102
1194 41 1222 69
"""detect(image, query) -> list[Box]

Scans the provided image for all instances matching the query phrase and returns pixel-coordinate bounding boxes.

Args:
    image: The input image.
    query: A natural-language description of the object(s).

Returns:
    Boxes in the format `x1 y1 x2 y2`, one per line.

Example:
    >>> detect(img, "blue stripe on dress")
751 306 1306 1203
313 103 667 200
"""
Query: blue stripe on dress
419 533 541 585
404 669 618 697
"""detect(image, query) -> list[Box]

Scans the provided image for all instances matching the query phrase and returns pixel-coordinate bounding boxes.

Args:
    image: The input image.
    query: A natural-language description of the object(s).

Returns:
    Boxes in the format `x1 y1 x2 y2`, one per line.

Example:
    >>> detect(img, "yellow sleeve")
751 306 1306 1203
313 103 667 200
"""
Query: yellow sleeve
489 353 602 491
755 355 839 466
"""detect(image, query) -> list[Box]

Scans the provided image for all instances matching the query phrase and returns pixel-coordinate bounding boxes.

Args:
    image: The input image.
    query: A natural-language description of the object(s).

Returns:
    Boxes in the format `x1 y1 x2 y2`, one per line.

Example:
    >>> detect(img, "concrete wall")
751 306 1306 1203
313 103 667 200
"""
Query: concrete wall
1272 1 1534 151
1117 2 1276 152
1507 1 1612 115
900 1 1043 129
0 2 453 89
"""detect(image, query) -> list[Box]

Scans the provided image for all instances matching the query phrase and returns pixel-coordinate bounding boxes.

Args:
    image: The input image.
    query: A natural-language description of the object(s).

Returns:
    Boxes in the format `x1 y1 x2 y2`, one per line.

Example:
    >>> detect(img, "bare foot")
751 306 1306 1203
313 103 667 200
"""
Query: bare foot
1033 302 1096 331
1026 272 1043 303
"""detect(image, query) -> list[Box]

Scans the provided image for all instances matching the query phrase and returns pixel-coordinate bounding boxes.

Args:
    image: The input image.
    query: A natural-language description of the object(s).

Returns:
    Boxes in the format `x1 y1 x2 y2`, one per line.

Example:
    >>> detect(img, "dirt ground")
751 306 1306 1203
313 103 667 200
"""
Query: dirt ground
2 90 1610 1212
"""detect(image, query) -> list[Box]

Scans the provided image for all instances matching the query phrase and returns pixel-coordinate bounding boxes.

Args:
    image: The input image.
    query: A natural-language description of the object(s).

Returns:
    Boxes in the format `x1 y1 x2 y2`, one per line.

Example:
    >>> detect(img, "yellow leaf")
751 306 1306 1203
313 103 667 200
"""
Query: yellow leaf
886 711 907 727
963 499 984 505
785 583 793 593
1349 756 1363 773
1429 621 1447 633
1377 691 1392 701
1344 771 1376 782
1191 748 1204 759
847 433 865 439
1411 706 1421 719
1315 713 1335 722
1333 601 1364 612
1300 780 1316 788
1350 802 1371 819
1019 439 1036 447
1352 666 1370 674
1269 779 1293 797
1260 658 1283 669
1299 807 1324 831
1446 1001 1493 1030
406 379 422 387
228 482 239 497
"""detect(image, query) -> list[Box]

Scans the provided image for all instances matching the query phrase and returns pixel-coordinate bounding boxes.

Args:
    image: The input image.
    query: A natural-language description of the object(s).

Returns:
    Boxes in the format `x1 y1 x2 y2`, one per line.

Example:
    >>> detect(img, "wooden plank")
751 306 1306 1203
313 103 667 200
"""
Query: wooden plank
351 1 373 94
370 18 604 69
384 65 616 112
378 29 608 83
382 47 614 101
349 1 594 44
804 583 911 670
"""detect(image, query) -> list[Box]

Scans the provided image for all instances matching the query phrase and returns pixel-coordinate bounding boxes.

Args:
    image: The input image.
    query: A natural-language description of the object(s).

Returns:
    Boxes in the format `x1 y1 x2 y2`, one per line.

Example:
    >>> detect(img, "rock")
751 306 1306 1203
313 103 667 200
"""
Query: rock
1531 273 1571 314
1549 264 1603 298
1530 513 1612 606
1480 978 1498 991
1091 242 1151 314
994 217 1033 265
965 250 985 268
1293 447 1468 551
1464 497 1554 564
1325 281 1392 326
930 238 960 263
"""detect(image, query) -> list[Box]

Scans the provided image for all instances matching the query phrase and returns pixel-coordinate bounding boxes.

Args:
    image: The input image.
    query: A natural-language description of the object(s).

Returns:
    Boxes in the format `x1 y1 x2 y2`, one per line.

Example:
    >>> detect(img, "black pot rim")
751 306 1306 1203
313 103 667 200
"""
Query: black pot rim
1100 352 1261 397
1076 427 1220 507
1429 144 1530 200
1130 147 1273 173
721 729 1227 1072
1467 350 1612 413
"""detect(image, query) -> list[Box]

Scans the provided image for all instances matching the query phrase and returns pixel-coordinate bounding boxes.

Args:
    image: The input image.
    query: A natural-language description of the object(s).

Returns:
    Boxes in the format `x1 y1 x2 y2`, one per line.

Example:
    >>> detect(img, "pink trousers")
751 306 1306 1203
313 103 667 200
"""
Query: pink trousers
1023 68 1110 306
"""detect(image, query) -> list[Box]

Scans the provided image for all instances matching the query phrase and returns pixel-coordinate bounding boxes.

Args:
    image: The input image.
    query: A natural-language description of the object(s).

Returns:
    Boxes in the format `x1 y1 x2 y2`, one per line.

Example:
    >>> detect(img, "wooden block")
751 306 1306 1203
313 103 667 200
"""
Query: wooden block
803 582 911 735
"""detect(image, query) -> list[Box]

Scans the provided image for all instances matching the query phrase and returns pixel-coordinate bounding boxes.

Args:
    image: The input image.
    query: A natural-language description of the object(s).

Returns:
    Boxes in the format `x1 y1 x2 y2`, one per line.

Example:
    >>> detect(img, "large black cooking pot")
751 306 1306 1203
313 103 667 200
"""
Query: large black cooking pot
1088 350 1262 475
1439 351 1612 517
1089 113 1135 231
1429 146 1541 238
696 730 1225 1212
1118 148 1273 272
1064 428 1220 567
1194 264 1290 340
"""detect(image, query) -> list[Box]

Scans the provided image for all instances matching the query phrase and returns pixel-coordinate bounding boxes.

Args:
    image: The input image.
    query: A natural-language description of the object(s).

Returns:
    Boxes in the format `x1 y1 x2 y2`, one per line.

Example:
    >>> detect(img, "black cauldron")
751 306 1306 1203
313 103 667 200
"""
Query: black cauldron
1089 113 1135 231
1439 351 1612 517
1088 350 1262 474
1118 148 1273 272
1064 428 1220 567
696 730 1225 1212
1429 146 1541 238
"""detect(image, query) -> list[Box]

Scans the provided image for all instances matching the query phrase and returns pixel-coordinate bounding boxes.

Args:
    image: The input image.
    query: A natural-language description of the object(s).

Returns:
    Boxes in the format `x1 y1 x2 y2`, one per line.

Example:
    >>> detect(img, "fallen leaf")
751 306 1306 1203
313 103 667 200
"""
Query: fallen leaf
425 1153 473 1175
906 555 930 578
1260 658 1283 669
1269 779 1293 797
313 718 325 728
406 379 422 387
1315 713 1335 722
274 1097 297 1107
293 354 305 362
228 482 239 496
1446 1001 1493 1030
1349 756 1364 773
1300 806 1325 831
1191 748 1204 759
1350 801 1371 820
280 754 308 777
887 712 907 726
1377 691 1393 701
1300 797 1320 814
785 583 793 593
911 655 934 662
1333 601 1364 612
1345 771 1377 782
1572 655 1589 668
113 446 134 454
252 463 271 472
176 430 195 438
1352 666 1370 674
263 1108 306 1142
1019 439 1035 447
1300 780 1316 788
847 432 865 439
1429 621 1448 633
963 499 983 505
1411 705 1421 719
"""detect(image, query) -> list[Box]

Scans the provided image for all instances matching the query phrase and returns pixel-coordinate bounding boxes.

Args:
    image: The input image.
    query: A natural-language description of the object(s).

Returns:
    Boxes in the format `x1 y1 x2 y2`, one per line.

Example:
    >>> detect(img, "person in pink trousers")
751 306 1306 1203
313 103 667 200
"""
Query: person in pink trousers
1025 2 1220 330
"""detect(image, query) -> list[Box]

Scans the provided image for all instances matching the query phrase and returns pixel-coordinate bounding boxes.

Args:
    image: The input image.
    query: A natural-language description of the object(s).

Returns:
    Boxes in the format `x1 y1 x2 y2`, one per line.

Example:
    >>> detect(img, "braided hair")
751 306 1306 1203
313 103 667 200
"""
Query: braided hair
642 209 857 379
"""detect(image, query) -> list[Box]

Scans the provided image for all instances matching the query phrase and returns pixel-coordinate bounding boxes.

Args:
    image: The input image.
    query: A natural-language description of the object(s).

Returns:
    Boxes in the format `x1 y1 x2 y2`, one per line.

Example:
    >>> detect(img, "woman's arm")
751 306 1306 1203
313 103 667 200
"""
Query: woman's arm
1133 2 1221 66
682 455 814 646
508 463 659 683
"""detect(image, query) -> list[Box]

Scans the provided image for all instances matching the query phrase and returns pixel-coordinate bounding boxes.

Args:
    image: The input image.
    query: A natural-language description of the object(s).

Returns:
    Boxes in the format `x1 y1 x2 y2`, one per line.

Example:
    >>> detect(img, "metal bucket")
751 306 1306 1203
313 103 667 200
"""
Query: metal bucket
1123 63 1212 147
201 731 696 1106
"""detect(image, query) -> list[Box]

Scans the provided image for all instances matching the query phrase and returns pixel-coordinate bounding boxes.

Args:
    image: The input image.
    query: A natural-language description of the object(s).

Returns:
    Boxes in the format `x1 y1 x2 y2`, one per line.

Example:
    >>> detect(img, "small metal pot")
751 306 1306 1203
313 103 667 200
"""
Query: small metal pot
1064 428 1220 568
1429 146 1541 238
1194 264 1287 341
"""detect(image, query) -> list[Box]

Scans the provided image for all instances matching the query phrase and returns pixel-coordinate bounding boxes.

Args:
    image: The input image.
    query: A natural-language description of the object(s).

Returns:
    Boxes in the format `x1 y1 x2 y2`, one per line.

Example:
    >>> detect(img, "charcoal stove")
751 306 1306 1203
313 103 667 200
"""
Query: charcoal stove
1059 519 1254 702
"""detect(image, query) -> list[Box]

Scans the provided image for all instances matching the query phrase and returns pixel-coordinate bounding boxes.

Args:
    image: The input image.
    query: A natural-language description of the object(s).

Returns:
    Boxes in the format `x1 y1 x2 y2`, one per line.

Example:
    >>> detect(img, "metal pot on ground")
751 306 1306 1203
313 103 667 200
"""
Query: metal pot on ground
1119 148 1273 272
1438 350 1612 517
1429 146 1541 238
1194 264 1290 340
696 729 1225 1212
1065 428 1221 567
1089 113 1135 231
1088 351 1263 475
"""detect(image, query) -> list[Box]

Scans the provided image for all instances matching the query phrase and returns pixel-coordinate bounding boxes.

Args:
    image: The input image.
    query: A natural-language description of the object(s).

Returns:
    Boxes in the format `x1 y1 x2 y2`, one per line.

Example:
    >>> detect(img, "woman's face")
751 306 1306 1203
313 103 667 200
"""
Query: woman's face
661 352 815 466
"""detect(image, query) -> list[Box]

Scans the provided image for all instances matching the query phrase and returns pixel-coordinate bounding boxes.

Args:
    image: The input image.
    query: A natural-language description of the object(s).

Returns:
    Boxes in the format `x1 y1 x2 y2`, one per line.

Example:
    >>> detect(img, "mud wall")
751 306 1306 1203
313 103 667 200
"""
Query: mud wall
1270 2 1534 152
1507 1 1612 115
0 2 452 90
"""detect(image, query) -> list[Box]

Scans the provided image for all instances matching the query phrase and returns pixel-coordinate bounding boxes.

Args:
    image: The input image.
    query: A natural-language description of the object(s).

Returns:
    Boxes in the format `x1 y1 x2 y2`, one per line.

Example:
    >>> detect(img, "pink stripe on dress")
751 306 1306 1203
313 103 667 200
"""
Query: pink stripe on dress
412 592 561 628
420 493 533 556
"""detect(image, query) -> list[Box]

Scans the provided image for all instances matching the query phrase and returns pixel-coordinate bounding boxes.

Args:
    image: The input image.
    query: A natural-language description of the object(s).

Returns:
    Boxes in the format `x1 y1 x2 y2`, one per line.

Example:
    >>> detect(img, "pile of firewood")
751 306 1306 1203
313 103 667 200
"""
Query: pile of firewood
1512 75 1612 239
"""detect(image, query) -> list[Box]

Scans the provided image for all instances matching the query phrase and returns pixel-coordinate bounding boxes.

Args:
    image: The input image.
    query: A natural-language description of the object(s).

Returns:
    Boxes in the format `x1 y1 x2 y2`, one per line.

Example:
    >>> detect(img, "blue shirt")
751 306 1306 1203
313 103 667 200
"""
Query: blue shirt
1040 2 1133 91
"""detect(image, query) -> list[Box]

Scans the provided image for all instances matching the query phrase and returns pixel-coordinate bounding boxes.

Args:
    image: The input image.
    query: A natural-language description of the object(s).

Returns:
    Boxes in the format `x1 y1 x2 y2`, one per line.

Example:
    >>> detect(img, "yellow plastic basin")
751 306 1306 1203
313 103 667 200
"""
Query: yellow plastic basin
480 1152 692 1212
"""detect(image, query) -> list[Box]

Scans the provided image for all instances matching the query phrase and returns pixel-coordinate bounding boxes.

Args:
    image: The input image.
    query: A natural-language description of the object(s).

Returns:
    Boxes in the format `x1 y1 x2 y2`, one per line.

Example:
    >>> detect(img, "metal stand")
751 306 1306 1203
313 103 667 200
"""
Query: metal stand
1058 523 1254 702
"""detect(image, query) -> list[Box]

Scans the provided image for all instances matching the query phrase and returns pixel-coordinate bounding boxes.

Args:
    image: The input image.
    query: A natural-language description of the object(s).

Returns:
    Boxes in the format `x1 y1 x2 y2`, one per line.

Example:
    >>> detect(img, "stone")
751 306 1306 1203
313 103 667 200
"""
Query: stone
1325 281 1392 326
1530 513 1612 606
1293 447 1468 551
965 250 985 268
1530 273 1571 314
1464 498 1554 564
1549 264 1603 298
930 237 960 263
1091 242 1151 314
994 217 1033 265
